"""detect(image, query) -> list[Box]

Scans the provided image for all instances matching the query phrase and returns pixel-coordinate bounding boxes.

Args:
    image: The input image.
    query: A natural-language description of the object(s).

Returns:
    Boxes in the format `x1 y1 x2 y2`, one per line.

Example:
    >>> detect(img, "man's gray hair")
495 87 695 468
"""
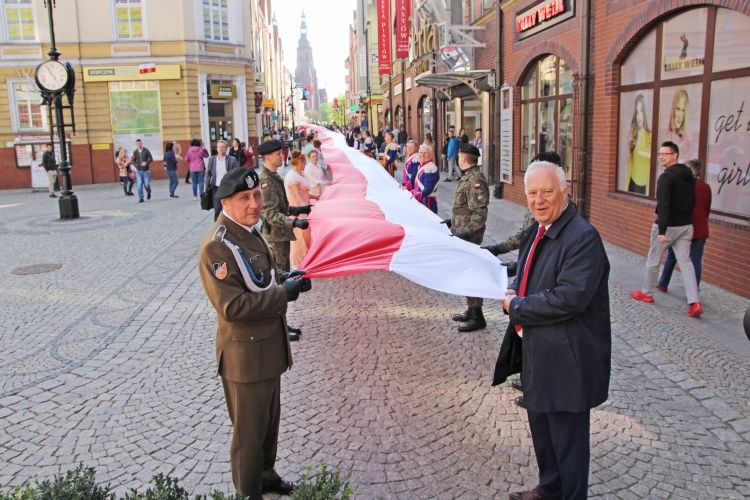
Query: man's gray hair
406 139 417 147
217 139 228 147
524 161 567 189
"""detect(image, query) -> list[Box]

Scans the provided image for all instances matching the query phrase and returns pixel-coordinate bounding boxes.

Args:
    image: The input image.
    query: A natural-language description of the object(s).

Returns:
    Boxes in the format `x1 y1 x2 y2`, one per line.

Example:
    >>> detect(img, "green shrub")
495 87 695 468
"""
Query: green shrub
0 464 115 500
290 465 355 500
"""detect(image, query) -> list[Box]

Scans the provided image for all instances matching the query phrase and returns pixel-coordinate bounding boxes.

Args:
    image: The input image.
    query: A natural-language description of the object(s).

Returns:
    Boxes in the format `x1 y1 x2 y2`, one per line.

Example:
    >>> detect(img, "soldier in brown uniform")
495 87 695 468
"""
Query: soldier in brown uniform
444 143 490 332
198 167 311 499
257 139 311 341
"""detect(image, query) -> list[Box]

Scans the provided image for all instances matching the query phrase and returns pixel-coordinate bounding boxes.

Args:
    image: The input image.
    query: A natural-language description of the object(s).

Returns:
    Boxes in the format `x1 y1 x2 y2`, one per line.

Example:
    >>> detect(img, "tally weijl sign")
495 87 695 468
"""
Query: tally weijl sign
515 0 575 40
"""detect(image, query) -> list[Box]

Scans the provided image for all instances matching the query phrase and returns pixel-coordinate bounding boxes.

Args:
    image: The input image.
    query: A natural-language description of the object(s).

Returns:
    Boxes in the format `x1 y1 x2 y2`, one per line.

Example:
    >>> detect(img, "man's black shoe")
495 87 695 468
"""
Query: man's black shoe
147 191 151 200
288 326 302 334
262 478 296 495
139 199 144 203
288 331 300 342
511 379 523 392
514 395 526 409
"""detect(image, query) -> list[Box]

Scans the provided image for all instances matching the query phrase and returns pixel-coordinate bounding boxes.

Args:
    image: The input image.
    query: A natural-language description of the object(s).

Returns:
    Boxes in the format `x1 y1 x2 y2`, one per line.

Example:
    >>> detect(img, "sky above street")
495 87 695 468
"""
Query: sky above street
274 0 356 100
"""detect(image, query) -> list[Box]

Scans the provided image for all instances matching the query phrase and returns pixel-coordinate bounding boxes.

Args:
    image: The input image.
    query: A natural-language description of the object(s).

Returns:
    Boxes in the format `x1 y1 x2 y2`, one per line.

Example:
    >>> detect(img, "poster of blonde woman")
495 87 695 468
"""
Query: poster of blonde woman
659 85 701 162
618 91 653 195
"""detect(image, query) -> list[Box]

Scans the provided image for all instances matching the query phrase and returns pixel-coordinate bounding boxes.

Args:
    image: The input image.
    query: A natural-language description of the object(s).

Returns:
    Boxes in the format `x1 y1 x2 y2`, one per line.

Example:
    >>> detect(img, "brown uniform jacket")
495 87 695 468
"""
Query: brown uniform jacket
198 213 292 383
258 168 295 243
451 166 490 245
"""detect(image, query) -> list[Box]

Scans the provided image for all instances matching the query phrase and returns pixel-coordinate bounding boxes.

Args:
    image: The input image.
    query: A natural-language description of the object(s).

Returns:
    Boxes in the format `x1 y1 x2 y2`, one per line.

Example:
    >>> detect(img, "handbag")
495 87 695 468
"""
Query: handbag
127 167 135 181
200 186 214 210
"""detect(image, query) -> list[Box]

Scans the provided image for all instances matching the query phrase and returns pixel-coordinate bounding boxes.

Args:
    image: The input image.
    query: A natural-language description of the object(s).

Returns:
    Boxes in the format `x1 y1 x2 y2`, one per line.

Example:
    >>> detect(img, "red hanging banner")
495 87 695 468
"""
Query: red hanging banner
395 0 410 59
377 0 392 75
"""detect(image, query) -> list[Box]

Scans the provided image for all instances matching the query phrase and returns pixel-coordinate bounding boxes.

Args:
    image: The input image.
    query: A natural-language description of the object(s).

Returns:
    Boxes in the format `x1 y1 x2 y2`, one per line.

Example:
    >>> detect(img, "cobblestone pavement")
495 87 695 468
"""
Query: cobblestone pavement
0 176 748 499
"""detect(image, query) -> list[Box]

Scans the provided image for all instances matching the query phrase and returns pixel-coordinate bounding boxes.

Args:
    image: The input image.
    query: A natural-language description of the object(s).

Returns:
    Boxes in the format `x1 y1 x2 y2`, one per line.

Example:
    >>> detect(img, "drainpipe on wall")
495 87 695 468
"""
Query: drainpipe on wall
576 0 592 217
492 2 503 195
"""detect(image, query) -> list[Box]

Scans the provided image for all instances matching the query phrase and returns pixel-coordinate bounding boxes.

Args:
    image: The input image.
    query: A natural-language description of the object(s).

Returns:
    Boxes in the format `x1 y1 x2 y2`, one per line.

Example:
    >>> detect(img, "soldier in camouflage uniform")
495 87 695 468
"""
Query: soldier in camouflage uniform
446 143 491 332
257 140 311 341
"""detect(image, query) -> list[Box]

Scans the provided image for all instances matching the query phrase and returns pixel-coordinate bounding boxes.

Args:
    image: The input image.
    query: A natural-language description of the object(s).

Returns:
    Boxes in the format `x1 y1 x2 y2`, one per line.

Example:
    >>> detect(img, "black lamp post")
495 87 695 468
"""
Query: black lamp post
289 81 308 149
37 0 78 219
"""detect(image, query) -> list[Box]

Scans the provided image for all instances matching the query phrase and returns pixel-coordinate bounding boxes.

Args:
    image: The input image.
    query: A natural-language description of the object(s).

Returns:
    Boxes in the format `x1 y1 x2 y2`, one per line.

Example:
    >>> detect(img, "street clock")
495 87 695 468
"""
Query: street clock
35 59 73 93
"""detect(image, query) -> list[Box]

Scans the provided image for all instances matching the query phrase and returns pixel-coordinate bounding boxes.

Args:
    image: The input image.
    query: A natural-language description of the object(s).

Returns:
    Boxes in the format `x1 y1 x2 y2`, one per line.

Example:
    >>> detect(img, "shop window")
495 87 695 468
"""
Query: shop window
520 54 574 178
616 7 750 217
11 81 46 131
3 0 34 41
203 0 229 42
114 0 143 40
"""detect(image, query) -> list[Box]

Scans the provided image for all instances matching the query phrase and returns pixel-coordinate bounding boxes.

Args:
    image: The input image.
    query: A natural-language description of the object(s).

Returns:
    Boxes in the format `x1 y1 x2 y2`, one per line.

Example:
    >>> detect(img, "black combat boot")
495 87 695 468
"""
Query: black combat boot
451 308 471 322
457 307 487 332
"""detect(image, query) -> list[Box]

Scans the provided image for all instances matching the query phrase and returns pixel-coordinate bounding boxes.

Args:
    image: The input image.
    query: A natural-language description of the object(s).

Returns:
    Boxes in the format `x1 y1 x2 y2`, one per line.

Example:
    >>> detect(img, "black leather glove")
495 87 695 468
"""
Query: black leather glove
452 229 470 240
502 260 518 278
288 205 312 216
282 277 312 302
481 242 510 256
440 218 452 229
292 218 309 230
279 269 306 283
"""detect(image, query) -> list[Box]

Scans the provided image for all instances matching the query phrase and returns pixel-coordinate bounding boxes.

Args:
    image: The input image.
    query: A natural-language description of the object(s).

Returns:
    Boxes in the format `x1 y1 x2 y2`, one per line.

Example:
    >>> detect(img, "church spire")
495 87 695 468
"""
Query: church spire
300 9 307 36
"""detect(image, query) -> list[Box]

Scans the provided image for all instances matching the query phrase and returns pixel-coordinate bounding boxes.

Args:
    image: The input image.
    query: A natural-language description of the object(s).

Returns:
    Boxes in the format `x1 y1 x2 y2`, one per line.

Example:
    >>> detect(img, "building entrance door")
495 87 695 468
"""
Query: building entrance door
208 100 234 155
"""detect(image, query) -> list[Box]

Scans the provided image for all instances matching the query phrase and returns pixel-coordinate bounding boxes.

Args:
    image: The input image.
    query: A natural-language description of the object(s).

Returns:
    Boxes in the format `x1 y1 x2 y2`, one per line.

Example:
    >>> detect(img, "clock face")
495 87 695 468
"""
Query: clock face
36 60 69 92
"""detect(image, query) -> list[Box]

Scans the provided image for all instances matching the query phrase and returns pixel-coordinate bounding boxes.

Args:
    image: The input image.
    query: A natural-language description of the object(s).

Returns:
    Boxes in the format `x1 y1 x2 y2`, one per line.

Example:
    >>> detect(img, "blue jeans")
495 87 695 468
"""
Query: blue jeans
167 170 179 196
136 170 151 200
658 238 706 289
190 171 205 197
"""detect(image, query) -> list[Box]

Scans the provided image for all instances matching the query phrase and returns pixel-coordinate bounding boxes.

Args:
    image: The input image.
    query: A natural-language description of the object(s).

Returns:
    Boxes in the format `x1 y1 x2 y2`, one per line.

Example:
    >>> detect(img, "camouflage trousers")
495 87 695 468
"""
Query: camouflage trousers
467 297 483 308
267 240 290 273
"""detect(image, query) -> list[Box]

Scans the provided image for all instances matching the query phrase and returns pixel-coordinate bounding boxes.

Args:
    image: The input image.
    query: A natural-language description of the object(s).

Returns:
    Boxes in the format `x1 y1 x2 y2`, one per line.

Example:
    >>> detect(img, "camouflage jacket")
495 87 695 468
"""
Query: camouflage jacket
502 210 535 252
450 166 489 245
258 168 295 243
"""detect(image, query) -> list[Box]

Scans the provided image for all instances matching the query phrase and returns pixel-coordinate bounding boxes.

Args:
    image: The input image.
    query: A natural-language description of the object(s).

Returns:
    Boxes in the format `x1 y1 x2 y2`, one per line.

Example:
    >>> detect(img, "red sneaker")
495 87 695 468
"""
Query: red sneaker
657 285 668 293
631 290 654 303
688 302 703 318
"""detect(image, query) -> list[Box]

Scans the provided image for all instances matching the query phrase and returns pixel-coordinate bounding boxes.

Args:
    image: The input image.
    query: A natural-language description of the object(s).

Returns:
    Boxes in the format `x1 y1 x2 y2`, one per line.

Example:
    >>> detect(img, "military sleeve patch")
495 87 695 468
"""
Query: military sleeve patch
213 262 228 280
474 183 482 188
261 182 268 189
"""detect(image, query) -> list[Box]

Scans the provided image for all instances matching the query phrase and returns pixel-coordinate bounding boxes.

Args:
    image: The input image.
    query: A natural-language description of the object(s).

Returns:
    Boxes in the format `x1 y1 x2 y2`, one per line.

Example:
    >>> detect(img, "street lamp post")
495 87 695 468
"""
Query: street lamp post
38 0 78 219
289 81 308 149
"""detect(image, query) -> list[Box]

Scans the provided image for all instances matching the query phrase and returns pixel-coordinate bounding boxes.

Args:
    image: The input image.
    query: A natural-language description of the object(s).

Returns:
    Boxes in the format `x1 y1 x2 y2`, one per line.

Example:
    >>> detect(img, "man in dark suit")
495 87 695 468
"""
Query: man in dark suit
499 161 611 500
206 140 240 220
198 167 311 499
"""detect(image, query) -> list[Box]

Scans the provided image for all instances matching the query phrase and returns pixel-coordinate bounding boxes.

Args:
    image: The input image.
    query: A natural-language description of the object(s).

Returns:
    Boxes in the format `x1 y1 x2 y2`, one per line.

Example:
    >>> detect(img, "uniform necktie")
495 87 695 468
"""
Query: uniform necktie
515 225 547 334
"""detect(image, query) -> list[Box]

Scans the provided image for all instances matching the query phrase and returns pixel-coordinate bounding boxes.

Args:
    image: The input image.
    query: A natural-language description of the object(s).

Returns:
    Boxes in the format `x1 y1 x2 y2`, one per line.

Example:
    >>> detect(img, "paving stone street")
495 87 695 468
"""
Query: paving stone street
0 174 748 499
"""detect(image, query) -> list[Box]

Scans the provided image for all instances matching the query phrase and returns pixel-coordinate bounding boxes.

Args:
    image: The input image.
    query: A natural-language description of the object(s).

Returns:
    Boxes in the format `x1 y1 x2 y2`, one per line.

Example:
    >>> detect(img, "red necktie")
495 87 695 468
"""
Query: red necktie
515 225 547 333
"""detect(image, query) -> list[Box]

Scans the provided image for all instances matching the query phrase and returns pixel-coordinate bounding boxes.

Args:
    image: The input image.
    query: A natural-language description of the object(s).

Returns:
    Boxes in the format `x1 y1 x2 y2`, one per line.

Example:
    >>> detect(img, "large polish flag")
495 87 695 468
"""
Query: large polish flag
298 126 508 299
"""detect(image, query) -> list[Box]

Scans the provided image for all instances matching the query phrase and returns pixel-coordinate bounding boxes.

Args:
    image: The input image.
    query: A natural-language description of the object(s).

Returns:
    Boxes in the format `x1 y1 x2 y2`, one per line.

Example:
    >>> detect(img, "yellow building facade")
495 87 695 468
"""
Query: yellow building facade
0 0 287 189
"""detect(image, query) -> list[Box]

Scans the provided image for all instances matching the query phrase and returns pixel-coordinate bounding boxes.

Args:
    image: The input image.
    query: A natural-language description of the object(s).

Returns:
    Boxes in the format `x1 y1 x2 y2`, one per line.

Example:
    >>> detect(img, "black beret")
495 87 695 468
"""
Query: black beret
257 140 282 155
216 167 260 200
459 143 480 156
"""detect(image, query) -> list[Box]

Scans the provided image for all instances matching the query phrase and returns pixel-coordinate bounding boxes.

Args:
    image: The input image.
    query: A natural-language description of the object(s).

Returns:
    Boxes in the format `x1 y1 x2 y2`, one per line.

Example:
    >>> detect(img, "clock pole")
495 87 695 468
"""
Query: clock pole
43 0 79 219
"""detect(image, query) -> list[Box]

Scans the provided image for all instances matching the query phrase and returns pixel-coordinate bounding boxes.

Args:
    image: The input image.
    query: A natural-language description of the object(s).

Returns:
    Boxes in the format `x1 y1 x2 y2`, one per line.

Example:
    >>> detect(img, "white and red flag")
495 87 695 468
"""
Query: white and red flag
299 127 508 299
138 63 156 74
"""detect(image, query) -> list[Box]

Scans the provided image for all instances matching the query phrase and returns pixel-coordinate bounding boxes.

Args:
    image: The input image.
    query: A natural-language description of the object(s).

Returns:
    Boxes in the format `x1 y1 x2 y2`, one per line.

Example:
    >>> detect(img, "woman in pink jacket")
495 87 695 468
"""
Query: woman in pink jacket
185 139 209 200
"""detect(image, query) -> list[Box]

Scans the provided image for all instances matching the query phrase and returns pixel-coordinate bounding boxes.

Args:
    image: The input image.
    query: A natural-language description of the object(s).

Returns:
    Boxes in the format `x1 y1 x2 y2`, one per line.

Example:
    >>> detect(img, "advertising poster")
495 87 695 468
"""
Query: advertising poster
658 84 702 163
705 77 750 217
109 89 163 160
618 90 654 195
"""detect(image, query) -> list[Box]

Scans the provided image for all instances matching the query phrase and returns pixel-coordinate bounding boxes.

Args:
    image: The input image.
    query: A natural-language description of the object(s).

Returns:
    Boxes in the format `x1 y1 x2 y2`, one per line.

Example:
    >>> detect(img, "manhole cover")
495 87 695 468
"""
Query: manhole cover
11 263 63 275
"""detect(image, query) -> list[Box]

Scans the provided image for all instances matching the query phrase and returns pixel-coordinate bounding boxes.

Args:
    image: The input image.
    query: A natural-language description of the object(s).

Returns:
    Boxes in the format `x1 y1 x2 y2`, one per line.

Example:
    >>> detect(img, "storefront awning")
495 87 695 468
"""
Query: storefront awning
415 70 494 98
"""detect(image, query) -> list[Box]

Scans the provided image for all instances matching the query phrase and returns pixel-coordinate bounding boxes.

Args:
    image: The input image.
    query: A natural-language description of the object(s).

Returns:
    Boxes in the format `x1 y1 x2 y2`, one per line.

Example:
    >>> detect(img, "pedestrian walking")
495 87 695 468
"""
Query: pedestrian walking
228 138 246 169
185 139 209 201
444 126 459 182
115 146 134 196
198 167 311 500
41 143 57 198
163 142 182 198
657 158 712 292
206 140 240 221
631 141 703 317
446 143 490 332
132 138 153 203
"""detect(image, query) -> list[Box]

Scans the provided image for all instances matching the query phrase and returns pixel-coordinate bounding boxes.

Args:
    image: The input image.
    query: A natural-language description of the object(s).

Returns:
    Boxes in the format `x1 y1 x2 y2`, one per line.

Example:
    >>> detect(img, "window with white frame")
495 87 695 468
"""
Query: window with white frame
114 0 144 40
203 0 228 41
3 0 35 41
11 81 47 131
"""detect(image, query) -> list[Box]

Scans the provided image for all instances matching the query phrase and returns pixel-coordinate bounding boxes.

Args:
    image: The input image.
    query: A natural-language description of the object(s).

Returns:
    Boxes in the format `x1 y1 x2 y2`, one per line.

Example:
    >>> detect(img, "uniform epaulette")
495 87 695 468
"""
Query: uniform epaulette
212 225 228 242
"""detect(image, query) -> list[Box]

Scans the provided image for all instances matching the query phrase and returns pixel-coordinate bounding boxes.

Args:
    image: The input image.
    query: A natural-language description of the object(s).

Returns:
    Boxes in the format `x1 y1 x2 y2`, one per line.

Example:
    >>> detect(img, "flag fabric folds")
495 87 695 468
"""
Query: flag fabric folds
298 126 508 300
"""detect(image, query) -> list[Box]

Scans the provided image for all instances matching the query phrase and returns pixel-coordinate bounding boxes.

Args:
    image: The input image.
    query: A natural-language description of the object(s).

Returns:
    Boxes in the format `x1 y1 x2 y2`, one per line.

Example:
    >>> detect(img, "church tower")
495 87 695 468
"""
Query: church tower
294 10 320 111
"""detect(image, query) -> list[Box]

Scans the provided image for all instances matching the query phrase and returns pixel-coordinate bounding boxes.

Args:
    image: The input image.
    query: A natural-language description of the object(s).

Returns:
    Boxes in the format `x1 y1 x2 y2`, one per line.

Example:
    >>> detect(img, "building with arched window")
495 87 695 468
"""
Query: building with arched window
499 0 750 297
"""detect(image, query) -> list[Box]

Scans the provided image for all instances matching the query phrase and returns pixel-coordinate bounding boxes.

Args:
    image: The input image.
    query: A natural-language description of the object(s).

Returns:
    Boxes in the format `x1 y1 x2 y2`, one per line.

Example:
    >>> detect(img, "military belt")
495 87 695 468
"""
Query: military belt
452 208 471 215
